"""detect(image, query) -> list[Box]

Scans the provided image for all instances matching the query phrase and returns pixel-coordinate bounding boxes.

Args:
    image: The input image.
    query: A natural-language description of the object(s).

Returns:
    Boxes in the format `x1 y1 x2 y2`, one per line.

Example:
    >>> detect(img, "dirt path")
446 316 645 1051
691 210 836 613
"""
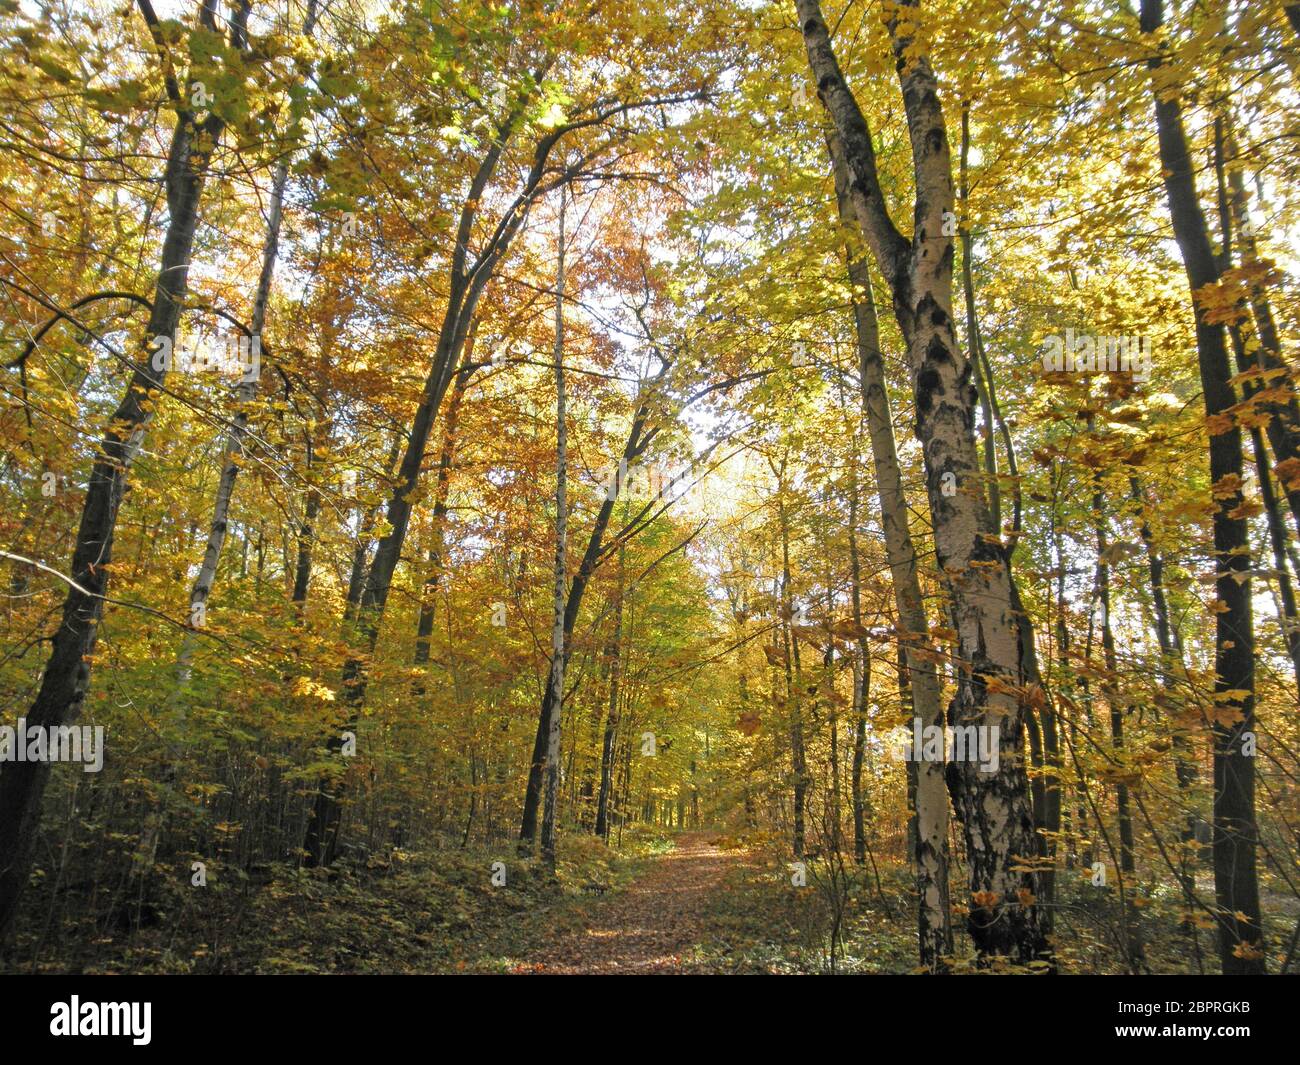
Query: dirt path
524 832 747 974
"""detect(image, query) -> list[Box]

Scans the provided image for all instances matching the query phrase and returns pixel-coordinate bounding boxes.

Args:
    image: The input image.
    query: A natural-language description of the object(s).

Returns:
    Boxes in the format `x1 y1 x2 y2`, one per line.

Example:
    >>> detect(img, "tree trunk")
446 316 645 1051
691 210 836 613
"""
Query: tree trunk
958 103 1000 532
1212 120 1300 692
0 0 225 941
414 351 475 671
1219 126 1300 540
594 538 626 839
1090 451 1143 970
831 138 952 968
1129 476 1201 912
517 367 667 848
1139 0 1263 973
776 476 807 860
540 192 568 870
172 158 285 692
804 0 1049 964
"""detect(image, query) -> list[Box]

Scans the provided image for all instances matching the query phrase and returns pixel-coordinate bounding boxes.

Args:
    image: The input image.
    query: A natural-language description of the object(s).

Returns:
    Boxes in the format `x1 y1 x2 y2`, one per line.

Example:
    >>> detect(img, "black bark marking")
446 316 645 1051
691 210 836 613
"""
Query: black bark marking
924 332 953 365
971 534 1002 564
916 366 941 414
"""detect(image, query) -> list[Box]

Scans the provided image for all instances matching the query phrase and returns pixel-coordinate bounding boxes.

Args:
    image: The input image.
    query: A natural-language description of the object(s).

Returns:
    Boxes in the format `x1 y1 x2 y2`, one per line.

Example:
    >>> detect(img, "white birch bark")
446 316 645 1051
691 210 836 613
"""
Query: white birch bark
799 0 1048 963
540 190 568 868
832 136 952 968
173 0 320 697
172 160 286 696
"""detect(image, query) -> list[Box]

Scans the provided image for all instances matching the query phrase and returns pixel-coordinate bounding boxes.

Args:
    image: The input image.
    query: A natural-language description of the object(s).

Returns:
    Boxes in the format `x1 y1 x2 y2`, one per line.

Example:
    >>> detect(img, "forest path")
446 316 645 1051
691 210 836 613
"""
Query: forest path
523 832 747 974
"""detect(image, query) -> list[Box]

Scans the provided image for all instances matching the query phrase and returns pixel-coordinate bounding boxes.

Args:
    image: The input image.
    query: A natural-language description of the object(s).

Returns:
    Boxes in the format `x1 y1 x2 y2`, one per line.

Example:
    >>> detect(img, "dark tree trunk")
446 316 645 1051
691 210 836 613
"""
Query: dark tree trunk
519 367 665 849
0 0 224 940
414 357 474 671
1139 0 1263 973
594 543 625 839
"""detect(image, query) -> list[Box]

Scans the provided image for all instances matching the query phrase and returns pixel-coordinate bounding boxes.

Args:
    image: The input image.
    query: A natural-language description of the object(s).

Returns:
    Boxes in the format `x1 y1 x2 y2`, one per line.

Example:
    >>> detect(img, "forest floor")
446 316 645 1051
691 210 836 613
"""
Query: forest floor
13 824 1289 974
518 832 752 974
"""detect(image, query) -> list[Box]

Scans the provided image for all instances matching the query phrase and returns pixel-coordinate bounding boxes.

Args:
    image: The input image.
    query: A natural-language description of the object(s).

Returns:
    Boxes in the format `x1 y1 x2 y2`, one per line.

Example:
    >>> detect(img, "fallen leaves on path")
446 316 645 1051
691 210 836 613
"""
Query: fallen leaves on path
520 833 748 975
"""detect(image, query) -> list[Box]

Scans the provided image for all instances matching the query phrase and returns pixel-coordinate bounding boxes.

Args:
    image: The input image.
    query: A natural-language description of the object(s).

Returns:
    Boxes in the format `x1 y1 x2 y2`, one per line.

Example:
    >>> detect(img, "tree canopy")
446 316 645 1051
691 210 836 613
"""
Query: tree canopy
1 0 1299 979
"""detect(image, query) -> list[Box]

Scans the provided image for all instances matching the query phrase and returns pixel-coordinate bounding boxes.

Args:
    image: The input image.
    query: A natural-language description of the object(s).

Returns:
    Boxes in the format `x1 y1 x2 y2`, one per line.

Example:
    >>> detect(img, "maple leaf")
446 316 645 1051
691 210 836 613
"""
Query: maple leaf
1275 457 1300 491
1210 473 1243 500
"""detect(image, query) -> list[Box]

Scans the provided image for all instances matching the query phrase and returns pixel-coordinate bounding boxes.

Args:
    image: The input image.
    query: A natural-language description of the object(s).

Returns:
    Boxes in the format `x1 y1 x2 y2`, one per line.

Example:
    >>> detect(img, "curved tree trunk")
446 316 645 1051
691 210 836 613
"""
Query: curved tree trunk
0 0 226 942
831 138 952 969
802 0 1048 965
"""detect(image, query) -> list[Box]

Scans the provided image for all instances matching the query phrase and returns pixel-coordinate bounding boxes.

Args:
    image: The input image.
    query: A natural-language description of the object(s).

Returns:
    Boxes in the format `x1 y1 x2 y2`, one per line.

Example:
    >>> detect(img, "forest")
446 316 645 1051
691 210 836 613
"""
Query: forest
0 0 1298 982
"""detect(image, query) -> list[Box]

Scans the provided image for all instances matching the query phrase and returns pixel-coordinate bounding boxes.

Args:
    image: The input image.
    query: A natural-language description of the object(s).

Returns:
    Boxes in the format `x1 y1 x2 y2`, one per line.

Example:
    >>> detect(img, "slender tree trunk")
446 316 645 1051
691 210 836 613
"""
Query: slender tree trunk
803 0 1048 964
1139 0 1263 973
540 192 568 870
1212 121 1300 692
1090 453 1143 970
304 92 552 864
594 539 626 839
1129 476 1201 918
173 161 284 690
958 103 999 532
172 0 319 692
1219 126 1300 540
0 0 225 941
831 134 953 967
847 462 870 867
517 367 667 848
776 476 806 860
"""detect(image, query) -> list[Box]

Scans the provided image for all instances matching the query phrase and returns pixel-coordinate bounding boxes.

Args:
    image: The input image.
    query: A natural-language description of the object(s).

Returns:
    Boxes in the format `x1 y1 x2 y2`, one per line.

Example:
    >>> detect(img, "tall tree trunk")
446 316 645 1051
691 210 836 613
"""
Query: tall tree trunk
594 537 626 839
807 0 1046 961
304 85 554 864
846 462 870 867
821 511 840 850
173 161 283 691
414 349 475 672
540 192 568 870
1212 120 1300 692
832 139 952 968
1089 449 1143 970
0 0 226 942
1129 475 1202 917
172 0 319 693
1219 126 1300 540
958 103 999 532
1138 0 1263 973
517 366 667 848
776 475 807 860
